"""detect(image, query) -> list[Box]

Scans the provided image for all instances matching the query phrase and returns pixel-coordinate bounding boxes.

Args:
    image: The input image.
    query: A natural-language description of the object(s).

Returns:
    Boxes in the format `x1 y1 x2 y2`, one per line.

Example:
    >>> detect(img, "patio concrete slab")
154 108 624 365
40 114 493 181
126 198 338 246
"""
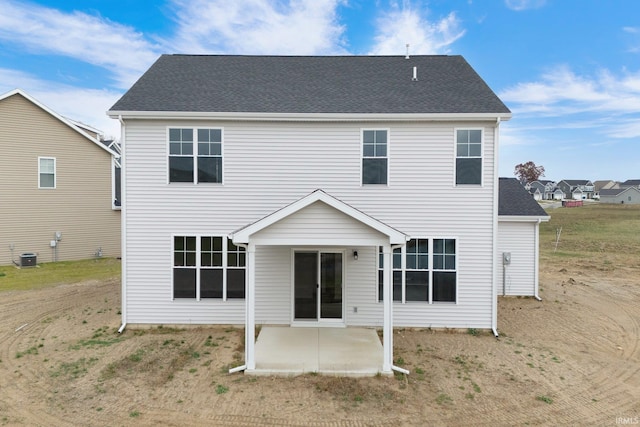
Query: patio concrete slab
247 326 385 377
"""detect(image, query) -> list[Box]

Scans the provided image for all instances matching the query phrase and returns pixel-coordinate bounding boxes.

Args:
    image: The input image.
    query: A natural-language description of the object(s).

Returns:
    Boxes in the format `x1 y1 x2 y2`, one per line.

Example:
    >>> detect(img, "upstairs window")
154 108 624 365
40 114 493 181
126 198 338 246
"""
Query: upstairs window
169 128 194 182
362 129 388 185
38 157 56 189
197 129 222 183
456 129 482 185
169 128 223 183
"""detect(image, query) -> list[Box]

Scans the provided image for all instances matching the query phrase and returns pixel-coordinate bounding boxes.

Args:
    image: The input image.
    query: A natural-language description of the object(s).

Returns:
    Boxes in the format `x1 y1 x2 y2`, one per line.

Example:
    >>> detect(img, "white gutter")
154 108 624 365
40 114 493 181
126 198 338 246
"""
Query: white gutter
228 365 247 374
107 110 512 123
117 114 127 334
491 117 500 338
534 218 543 301
392 365 410 375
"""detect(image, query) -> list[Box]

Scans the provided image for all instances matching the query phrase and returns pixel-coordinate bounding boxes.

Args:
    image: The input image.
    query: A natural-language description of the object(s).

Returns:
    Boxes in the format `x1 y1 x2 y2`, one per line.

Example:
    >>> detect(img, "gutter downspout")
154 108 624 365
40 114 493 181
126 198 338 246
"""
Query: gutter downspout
534 218 542 301
491 117 501 338
117 114 127 334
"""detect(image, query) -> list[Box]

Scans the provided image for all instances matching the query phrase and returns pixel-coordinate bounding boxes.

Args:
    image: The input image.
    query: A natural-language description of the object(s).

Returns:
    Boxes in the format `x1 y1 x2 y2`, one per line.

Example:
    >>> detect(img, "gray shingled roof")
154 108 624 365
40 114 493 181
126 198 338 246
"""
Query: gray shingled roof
109 55 510 114
599 188 626 196
499 178 549 217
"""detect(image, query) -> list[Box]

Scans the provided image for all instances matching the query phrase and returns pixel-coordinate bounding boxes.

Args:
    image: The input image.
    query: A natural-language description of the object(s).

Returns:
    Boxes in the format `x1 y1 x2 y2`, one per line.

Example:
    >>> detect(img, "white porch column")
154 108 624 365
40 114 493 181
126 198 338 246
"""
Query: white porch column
382 244 393 373
246 243 256 370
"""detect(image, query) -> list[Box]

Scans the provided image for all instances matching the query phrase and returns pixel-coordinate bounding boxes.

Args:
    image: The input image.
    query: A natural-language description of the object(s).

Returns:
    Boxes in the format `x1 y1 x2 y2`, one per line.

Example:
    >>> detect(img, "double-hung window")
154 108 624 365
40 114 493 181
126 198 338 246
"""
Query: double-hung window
362 129 388 185
456 129 482 185
378 238 457 303
169 128 223 183
433 239 456 302
38 157 56 189
173 236 245 300
197 129 222 183
169 128 194 182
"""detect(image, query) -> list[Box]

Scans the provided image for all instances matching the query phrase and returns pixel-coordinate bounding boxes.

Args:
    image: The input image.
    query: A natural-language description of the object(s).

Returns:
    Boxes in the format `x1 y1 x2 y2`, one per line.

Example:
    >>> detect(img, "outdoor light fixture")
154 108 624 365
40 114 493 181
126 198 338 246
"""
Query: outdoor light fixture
353 250 358 260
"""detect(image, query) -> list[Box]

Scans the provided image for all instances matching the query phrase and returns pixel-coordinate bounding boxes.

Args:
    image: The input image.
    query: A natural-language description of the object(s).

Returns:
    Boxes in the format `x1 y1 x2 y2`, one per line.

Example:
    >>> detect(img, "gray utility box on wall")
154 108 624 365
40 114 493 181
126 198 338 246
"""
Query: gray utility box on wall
20 253 37 267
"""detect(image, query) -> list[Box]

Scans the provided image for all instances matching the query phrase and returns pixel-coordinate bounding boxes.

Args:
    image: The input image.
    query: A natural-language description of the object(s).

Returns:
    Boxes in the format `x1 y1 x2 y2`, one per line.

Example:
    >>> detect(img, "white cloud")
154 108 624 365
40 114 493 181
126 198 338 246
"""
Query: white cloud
369 2 464 55
167 0 347 54
0 0 161 88
504 0 546 11
500 65 640 118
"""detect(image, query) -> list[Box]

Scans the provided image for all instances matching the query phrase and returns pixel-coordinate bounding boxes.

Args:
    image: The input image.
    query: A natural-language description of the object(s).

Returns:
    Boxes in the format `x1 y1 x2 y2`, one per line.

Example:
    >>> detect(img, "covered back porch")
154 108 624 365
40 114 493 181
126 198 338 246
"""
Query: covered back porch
248 326 384 377
229 190 408 376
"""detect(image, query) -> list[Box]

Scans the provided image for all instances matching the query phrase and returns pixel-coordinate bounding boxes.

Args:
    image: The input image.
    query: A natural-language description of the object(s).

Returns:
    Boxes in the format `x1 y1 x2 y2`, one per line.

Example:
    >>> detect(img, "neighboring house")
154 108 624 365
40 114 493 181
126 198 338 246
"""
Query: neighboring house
594 180 619 192
108 54 512 374
0 89 121 266
599 187 640 204
529 187 542 201
102 140 122 207
497 178 550 298
551 188 564 200
620 179 640 189
557 180 595 200
527 180 557 200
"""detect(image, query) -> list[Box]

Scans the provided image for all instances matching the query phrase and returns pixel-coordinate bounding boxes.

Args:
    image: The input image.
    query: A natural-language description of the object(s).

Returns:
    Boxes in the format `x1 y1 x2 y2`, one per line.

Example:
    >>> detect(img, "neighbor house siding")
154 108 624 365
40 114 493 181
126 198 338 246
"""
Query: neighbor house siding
122 119 496 328
0 93 120 265
497 222 537 296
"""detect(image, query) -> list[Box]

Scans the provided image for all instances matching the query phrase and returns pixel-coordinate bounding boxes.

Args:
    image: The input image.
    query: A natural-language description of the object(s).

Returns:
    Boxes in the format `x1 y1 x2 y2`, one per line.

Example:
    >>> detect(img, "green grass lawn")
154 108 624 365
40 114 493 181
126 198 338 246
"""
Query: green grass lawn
540 203 640 265
0 257 121 291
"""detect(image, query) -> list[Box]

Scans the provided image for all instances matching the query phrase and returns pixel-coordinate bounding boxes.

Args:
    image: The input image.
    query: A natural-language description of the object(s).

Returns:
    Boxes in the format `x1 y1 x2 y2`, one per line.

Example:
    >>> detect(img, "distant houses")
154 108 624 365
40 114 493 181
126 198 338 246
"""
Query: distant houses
522 178 640 204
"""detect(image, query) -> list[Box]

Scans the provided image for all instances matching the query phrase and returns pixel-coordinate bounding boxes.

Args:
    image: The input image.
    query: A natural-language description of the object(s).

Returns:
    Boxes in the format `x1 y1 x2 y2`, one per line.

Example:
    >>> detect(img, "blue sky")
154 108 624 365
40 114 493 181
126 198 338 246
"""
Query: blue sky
1 0 639 181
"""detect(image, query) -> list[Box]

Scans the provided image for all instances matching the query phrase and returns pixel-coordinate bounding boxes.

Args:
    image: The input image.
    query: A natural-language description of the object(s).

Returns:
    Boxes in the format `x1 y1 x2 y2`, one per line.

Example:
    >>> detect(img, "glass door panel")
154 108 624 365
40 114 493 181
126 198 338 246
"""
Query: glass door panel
320 252 343 319
294 252 317 320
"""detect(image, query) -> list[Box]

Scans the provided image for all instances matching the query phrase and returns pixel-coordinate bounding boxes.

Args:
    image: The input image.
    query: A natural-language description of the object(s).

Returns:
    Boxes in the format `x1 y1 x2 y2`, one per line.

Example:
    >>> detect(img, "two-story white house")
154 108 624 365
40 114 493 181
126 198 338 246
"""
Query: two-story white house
108 54 512 375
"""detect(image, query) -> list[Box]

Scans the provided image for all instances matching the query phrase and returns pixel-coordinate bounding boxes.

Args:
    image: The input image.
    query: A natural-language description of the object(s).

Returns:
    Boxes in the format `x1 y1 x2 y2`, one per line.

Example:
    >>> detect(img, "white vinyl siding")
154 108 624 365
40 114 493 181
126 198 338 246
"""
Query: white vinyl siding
497 221 537 296
122 119 496 328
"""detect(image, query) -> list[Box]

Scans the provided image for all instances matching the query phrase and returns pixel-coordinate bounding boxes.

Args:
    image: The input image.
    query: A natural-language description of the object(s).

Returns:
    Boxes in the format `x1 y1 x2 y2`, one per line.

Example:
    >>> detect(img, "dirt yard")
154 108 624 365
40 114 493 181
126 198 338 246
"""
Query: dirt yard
1 256 639 426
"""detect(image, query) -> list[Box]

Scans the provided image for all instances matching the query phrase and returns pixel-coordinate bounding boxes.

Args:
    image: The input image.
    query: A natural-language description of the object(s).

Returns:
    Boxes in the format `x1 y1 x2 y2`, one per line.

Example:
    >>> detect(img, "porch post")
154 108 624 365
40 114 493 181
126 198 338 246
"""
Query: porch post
382 244 393 373
246 242 256 370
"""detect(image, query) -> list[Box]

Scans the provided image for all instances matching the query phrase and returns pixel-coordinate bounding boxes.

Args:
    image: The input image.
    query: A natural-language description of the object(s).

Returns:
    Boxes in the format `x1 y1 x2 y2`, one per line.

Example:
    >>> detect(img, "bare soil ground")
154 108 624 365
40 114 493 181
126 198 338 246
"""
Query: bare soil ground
1 260 639 426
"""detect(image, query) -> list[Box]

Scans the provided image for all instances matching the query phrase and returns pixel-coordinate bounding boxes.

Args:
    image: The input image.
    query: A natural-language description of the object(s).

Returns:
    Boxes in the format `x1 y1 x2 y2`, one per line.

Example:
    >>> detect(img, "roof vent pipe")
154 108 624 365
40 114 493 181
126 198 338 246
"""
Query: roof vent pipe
405 44 410 59
412 66 418 81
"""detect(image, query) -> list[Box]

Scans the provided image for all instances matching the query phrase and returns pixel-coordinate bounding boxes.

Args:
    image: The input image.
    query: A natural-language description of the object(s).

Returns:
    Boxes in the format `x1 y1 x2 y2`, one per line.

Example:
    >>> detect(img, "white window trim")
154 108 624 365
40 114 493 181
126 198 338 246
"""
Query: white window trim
361 128 390 187
171 234 245 301
378 237 458 304
453 128 484 187
166 127 225 185
38 156 56 189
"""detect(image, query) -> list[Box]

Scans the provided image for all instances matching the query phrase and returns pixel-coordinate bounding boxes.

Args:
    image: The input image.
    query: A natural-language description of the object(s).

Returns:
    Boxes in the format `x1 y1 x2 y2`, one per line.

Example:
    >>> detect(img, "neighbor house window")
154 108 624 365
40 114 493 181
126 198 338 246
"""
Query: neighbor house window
378 238 457 303
456 129 482 185
169 128 223 183
38 157 56 188
173 236 245 300
362 129 388 185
